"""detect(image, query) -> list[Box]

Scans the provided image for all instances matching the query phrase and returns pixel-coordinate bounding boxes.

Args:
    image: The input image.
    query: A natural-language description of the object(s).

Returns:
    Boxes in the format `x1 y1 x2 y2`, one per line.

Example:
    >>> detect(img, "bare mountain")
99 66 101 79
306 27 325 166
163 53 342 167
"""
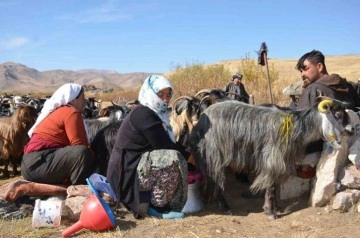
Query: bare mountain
0 62 158 93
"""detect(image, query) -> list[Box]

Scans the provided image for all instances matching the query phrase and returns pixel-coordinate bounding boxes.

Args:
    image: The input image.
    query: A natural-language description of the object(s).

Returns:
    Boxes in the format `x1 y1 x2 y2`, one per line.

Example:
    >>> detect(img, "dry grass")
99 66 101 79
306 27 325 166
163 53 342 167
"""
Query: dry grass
92 54 360 107
217 54 360 106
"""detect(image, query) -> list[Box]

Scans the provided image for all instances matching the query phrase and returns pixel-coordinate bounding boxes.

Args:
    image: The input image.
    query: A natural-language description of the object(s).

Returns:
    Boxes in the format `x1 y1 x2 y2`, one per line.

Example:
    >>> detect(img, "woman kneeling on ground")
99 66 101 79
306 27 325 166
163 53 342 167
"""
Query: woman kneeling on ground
107 75 192 219
21 83 94 185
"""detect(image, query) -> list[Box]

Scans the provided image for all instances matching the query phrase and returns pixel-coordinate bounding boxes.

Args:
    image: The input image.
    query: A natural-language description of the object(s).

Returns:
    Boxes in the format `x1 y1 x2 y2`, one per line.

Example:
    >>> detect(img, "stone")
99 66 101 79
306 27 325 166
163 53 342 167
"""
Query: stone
62 196 87 221
338 164 360 189
332 190 360 212
310 143 348 207
279 176 311 200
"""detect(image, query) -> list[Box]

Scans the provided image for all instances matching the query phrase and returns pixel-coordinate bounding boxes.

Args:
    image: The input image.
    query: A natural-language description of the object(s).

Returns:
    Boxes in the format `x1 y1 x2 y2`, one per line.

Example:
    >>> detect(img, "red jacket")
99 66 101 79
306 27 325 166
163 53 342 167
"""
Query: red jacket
24 105 89 153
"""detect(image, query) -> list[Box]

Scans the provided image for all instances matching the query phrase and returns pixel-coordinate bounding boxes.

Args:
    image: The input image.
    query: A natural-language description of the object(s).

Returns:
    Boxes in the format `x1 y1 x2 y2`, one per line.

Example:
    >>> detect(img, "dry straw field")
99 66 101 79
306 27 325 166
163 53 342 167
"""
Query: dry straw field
91 54 360 107
217 54 360 106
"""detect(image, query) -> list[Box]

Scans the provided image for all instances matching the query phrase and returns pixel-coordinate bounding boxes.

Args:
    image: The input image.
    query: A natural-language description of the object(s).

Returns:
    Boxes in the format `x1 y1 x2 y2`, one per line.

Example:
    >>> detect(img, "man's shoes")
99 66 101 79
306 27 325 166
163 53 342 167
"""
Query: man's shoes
147 207 185 219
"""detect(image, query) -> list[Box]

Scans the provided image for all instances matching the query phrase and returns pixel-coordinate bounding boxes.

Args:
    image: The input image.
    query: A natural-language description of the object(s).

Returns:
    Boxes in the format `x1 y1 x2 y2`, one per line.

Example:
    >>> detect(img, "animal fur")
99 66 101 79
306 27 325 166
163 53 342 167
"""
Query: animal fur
189 100 352 218
0 105 38 178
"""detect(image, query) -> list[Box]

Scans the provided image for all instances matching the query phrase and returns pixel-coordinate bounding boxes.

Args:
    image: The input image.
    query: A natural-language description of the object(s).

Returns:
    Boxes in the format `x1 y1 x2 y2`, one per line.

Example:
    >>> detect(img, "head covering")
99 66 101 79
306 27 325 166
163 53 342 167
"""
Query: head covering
28 83 84 138
138 75 176 142
232 73 243 80
282 81 303 96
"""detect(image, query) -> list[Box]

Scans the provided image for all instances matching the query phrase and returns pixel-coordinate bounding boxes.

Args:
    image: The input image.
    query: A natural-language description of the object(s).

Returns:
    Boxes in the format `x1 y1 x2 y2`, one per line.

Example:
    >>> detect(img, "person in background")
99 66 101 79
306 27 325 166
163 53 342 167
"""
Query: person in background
223 73 250 103
295 50 360 177
282 80 303 110
224 73 251 184
107 75 190 219
21 83 95 185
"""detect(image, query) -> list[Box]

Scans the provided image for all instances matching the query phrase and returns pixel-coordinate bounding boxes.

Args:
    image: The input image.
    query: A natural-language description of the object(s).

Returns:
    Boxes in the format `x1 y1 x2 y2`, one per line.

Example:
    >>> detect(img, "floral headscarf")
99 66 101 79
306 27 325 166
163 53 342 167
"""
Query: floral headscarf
138 75 176 142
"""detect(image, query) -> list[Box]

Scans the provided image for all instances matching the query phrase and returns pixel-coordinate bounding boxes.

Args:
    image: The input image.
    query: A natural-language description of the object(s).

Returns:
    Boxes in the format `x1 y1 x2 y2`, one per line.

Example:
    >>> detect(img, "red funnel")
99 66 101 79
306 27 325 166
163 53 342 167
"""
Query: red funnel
62 193 115 237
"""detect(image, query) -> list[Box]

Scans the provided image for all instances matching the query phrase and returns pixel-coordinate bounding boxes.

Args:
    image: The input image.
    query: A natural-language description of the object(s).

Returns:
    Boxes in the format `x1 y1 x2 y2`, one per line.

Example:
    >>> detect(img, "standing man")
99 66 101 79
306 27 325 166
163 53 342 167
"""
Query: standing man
224 73 250 103
224 73 252 185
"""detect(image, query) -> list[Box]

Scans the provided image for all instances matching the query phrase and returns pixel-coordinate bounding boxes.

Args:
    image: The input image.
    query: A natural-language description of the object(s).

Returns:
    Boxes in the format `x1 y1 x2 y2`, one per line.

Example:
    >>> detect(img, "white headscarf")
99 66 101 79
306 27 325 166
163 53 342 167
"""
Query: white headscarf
28 83 84 138
138 75 176 142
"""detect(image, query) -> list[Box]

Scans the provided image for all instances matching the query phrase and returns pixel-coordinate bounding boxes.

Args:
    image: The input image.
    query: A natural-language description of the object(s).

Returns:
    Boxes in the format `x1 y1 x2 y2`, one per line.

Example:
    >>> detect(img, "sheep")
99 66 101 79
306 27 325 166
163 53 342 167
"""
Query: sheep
188 99 353 219
0 104 38 178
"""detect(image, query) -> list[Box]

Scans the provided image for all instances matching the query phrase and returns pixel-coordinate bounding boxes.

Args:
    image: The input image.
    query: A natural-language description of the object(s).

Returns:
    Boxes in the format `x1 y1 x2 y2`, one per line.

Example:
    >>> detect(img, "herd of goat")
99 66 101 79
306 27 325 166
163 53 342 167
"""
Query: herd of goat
0 89 355 219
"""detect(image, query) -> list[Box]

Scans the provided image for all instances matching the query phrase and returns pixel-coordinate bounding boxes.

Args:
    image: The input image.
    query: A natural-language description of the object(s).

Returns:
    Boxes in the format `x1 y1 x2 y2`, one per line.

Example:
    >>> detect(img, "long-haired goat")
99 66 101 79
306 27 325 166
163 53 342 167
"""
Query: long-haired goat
0 104 38 178
189 99 353 219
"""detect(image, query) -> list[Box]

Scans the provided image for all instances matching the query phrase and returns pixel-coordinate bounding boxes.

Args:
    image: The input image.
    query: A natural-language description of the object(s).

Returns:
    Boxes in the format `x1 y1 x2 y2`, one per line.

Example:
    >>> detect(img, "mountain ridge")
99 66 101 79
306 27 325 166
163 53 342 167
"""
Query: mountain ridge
0 61 156 93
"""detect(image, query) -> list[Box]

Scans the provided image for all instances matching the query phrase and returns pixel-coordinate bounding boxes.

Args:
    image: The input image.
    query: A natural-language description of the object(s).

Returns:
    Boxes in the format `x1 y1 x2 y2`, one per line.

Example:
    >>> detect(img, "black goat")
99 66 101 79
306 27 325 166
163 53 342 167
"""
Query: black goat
91 120 122 175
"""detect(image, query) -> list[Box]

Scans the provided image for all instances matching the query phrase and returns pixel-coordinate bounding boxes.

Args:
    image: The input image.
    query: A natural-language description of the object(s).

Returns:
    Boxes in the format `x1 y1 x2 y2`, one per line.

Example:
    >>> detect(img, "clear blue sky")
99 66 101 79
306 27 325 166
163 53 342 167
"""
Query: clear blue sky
0 0 359 73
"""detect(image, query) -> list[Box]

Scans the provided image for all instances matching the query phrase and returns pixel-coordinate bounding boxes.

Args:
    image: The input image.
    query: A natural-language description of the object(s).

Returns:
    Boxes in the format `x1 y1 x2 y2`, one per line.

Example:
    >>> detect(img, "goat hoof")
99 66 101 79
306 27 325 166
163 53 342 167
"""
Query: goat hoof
218 203 231 214
219 206 232 214
2 171 10 179
13 170 20 177
267 214 277 220
221 209 232 215
264 210 278 219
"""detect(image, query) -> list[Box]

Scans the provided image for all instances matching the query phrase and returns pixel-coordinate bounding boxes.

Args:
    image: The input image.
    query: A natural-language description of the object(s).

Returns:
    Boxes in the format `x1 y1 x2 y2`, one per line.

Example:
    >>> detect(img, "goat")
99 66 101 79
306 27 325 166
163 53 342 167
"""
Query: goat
0 104 38 178
85 108 125 143
188 99 353 219
97 100 136 118
170 89 232 147
170 96 202 147
88 100 140 174
91 120 123 175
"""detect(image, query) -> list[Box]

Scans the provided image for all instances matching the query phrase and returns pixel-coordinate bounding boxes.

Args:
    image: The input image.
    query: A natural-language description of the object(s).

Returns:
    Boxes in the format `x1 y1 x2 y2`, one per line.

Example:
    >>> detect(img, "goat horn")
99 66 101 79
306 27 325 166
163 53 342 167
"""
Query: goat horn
199 95 212 108
125 100 138 106
318 99 333 113
111 100 122 106
172 96 193 108
194 89 211 98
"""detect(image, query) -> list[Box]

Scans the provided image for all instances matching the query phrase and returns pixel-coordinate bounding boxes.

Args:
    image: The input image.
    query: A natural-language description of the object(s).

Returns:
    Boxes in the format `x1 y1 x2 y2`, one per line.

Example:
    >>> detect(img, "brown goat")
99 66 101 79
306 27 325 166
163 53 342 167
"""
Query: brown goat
0 104 38 178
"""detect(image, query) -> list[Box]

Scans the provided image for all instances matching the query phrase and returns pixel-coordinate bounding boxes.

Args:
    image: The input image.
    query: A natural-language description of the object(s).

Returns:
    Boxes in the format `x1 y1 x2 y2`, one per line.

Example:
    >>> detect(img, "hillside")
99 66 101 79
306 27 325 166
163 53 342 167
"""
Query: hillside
0 62 157 94
1 55 359 95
